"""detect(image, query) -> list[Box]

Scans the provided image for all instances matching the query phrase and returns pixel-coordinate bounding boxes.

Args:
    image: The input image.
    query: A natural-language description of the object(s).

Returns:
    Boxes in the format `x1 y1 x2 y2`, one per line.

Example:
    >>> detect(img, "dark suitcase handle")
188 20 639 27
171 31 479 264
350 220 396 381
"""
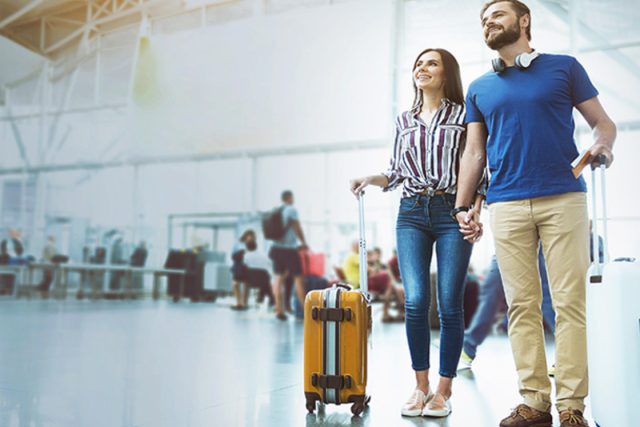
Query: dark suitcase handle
334 283 352 291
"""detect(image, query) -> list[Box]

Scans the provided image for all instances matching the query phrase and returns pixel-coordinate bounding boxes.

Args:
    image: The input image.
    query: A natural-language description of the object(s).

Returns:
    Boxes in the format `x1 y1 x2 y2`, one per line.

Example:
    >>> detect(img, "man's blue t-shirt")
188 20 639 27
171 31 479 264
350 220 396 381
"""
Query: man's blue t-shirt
465 53 598 203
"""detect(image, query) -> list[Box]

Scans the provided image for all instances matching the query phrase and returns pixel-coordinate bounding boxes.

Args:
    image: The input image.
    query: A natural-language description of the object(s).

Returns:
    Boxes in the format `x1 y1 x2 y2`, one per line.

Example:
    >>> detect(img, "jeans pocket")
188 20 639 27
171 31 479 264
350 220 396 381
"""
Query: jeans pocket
399 197 420 213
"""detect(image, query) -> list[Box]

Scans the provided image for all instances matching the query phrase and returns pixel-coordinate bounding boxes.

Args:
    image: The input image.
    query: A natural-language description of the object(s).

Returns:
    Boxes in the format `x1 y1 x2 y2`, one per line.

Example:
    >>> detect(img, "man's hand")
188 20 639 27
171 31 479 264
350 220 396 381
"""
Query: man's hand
587 143 614 168
456 210 483 243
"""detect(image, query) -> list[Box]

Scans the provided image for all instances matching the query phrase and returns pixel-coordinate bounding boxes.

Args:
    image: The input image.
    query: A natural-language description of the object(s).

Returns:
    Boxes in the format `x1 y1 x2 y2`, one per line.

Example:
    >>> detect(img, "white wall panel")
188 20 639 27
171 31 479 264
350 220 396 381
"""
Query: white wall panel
130 0 393 155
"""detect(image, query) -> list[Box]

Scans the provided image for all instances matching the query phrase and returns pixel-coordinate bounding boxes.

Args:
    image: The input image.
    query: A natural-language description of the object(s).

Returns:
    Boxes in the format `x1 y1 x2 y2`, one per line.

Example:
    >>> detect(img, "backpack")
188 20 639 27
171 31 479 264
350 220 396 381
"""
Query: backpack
262 207 287 240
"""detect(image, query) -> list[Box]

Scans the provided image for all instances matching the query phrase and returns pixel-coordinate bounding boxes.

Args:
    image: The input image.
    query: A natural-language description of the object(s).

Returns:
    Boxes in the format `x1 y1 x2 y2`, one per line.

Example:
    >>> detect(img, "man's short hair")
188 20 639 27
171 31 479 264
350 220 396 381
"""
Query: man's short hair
481 0 532 41
240 229 256 242
281 190 293 201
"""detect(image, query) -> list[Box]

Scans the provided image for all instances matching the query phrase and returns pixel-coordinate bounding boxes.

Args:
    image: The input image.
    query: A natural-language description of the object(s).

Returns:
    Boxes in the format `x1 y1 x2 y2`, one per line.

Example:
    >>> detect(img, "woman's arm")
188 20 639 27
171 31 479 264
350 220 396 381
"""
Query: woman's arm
350 174 390 195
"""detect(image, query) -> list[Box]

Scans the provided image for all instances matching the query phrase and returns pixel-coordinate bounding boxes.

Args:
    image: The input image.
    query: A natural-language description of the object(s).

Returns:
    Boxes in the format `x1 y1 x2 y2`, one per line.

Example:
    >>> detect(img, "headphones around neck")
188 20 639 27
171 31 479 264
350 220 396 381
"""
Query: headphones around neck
492 50 540 73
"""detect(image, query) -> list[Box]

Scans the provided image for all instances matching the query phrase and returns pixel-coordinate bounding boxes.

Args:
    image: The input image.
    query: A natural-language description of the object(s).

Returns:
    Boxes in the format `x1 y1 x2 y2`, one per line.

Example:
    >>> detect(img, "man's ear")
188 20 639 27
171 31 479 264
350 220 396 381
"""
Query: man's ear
520 14 530 33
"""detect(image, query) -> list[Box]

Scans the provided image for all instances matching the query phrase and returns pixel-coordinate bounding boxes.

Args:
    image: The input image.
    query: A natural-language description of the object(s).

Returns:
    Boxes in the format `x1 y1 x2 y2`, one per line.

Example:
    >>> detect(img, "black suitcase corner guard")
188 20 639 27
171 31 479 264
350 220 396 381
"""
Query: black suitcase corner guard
311 307 352 322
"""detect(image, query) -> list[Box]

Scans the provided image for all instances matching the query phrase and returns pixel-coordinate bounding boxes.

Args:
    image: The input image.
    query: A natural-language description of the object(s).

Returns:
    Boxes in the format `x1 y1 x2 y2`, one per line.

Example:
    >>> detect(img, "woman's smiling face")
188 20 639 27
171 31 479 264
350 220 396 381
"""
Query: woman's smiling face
413 50 445 92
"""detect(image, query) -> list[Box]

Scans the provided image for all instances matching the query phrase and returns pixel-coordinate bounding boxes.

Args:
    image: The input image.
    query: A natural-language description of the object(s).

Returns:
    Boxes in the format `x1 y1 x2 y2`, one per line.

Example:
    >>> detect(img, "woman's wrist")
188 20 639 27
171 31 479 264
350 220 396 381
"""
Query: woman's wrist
369 174 388 188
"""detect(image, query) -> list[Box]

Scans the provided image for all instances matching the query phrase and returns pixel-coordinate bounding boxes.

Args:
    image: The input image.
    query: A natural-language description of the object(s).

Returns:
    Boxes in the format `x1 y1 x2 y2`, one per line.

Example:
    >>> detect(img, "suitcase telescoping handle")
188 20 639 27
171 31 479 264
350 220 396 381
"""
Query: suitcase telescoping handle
590 154 609 281
357 192 368 295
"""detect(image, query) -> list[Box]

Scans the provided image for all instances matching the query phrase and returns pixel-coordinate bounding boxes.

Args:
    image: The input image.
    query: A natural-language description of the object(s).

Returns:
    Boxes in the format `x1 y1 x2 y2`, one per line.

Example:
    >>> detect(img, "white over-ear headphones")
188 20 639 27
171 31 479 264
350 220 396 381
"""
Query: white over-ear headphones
492 50 540 73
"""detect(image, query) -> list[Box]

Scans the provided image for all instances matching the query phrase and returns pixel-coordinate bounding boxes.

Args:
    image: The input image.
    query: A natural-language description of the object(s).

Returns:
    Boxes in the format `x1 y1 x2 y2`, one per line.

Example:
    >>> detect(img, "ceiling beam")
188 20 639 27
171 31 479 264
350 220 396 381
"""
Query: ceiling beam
7 2 86 28
0 138 390 175
0 102 128 122
43 0 162 54
0 0 45 30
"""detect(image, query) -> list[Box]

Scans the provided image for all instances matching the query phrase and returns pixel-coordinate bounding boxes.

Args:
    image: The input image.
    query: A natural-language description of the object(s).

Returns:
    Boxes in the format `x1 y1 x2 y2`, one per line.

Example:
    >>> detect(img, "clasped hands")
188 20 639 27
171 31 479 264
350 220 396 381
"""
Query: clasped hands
455 210 483 243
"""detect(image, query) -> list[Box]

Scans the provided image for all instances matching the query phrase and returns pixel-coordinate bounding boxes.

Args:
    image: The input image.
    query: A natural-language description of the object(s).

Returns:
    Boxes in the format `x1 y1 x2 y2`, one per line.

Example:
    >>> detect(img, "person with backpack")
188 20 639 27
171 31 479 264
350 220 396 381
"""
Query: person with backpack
264 190 308 321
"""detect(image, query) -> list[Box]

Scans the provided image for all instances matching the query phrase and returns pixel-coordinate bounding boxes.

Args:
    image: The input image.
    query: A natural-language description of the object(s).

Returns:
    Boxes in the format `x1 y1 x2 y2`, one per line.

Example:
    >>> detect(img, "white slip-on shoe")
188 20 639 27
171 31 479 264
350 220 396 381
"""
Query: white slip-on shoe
457 350 473 370
422 393 452 417
401 388 433 417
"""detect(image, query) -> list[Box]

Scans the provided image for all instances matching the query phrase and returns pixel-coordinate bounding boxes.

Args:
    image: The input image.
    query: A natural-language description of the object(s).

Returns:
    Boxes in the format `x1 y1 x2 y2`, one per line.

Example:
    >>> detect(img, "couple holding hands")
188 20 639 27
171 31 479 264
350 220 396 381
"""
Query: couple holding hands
349 1 616 426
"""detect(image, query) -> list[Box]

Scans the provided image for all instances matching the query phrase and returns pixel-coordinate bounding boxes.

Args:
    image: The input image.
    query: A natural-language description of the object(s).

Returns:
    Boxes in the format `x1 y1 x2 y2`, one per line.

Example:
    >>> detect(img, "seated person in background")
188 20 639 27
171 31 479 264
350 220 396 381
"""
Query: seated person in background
231 229 275 310
230 230 251 310
243 236 274 306
37 235 57 292
388 249 402 283
129 241 148 291
0 228 26 295
1 228 25 264
368 247 388 273
342 240 396 322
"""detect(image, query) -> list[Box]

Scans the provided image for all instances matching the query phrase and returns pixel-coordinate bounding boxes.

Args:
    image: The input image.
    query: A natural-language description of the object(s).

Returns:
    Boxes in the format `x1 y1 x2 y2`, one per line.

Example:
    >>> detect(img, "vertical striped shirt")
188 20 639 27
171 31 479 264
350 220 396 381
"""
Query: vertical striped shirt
382 98 487 198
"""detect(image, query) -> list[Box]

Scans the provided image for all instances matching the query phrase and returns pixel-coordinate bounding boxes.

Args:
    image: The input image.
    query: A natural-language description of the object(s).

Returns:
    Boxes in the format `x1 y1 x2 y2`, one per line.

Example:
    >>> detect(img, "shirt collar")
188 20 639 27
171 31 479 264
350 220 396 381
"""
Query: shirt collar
411 98 453 118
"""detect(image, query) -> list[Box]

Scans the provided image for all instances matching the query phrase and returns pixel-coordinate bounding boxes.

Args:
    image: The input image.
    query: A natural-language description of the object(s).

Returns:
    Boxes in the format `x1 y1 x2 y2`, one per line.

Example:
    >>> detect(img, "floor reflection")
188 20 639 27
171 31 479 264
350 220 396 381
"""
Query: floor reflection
0 298 586 427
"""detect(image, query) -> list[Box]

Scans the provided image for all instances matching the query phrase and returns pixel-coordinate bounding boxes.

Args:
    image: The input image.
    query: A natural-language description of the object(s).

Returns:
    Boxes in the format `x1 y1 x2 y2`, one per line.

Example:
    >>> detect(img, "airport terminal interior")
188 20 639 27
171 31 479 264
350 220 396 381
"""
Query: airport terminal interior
0 0 638 426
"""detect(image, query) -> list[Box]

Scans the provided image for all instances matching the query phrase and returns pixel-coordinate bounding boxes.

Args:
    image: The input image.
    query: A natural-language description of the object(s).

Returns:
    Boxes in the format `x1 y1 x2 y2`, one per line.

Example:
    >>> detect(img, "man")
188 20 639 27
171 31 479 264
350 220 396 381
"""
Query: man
453 1 616 426
269 190 308 321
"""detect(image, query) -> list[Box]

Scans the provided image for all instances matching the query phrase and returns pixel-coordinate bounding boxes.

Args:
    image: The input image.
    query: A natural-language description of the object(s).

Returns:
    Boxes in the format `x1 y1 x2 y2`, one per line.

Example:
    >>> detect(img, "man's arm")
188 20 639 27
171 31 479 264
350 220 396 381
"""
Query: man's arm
575 97 616 167
455 122 488 240
290 219 308 249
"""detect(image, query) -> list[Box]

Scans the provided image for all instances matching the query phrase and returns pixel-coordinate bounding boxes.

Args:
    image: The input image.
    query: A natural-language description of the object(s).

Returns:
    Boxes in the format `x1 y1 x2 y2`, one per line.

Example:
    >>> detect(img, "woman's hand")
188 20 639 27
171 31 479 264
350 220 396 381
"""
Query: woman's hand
350 176 371 196
350 174 389 196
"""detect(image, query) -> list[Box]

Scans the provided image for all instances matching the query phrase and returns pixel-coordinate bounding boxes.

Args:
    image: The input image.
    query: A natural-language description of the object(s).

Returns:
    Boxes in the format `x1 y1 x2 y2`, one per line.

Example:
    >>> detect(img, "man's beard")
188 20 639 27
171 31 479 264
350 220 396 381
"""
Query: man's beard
485 21 521 50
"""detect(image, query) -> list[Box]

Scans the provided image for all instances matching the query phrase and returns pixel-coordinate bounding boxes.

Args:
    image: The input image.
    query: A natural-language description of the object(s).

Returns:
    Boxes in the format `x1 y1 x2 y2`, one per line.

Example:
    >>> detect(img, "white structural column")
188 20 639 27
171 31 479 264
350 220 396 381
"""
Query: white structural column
250 156 258 215
389 0 404 119
95 35 102 105
132 165 142 244
30 61 51 255
5 88 31 169
322 152 331 258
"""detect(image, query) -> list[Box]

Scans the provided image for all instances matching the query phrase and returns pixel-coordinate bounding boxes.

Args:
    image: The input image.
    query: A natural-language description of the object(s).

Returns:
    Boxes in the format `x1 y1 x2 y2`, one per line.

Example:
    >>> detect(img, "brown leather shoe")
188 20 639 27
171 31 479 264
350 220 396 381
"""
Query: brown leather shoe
499 404 552 427
559 408 589 427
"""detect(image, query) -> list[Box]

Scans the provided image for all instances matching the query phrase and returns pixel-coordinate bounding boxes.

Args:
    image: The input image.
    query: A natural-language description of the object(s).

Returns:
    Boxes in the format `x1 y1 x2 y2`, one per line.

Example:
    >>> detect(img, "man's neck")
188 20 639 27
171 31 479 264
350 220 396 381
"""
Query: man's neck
497 40 533 66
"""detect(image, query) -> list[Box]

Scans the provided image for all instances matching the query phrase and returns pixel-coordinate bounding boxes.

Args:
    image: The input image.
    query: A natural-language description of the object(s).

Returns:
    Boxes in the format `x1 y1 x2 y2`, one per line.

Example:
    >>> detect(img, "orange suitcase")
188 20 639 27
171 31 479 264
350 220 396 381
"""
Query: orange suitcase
303 194 371 415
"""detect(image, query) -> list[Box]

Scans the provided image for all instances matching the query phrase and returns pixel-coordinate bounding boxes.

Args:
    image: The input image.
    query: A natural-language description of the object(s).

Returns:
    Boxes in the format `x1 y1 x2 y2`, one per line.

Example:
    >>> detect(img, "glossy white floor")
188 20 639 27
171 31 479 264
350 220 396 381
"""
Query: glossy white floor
0 298 594 427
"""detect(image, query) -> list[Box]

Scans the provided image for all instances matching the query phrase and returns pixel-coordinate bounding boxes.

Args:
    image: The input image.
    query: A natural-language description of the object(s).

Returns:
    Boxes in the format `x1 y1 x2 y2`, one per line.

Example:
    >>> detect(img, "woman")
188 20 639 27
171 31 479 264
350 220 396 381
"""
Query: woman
350 48 485 417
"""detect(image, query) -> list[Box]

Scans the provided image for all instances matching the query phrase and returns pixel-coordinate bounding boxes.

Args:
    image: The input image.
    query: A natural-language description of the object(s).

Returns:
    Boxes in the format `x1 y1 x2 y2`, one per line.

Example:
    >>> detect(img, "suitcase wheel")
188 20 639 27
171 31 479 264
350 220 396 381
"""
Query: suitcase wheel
305 398 316 414
351 395 371 416
351 402 364 416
